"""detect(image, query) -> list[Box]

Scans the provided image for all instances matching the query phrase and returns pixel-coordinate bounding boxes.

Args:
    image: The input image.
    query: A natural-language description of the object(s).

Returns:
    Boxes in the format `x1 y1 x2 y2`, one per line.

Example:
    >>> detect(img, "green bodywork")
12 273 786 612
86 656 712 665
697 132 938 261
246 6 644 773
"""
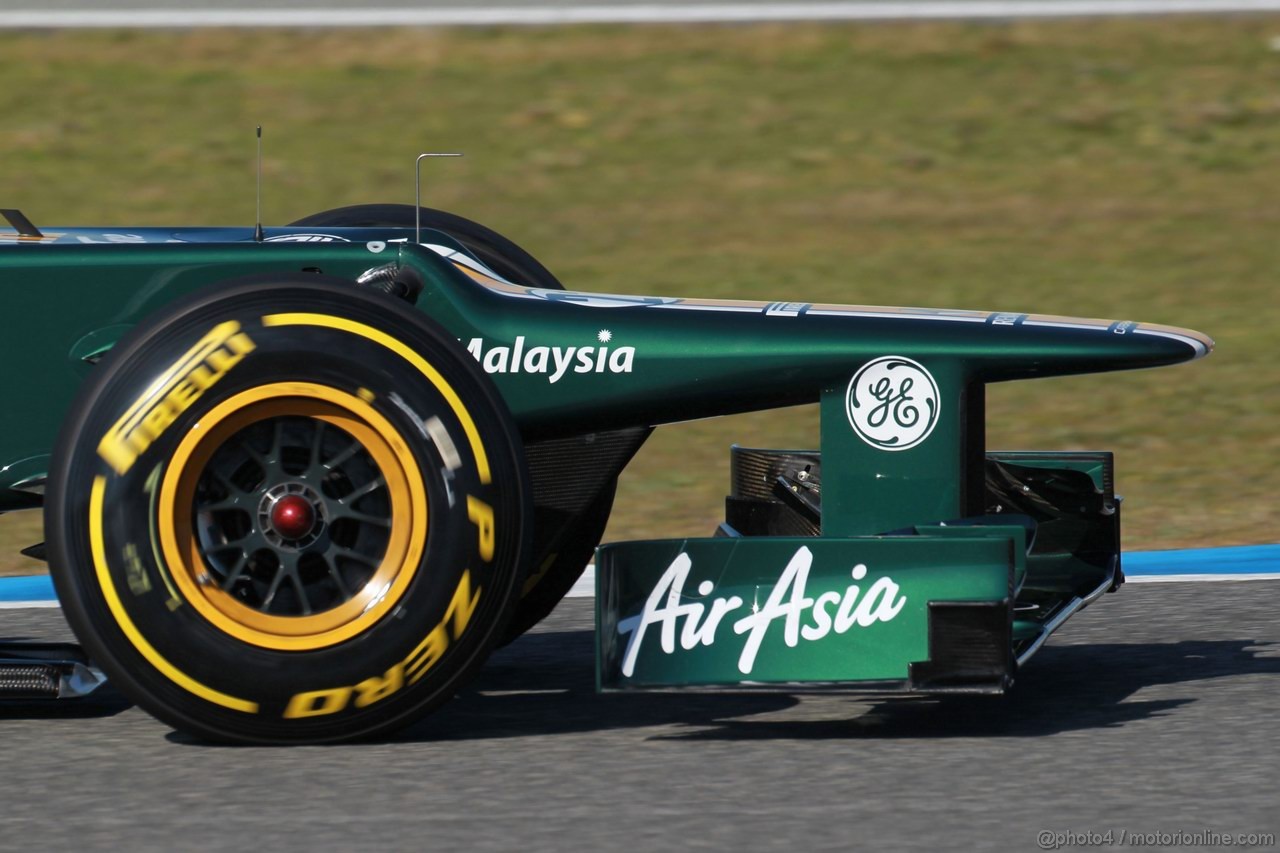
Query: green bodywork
0 224 1212 692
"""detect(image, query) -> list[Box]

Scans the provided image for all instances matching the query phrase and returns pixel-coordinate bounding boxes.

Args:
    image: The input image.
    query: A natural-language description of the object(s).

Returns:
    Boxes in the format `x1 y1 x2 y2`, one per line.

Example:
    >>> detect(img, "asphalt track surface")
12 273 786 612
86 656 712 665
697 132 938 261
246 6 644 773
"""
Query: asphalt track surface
1 581 1277 852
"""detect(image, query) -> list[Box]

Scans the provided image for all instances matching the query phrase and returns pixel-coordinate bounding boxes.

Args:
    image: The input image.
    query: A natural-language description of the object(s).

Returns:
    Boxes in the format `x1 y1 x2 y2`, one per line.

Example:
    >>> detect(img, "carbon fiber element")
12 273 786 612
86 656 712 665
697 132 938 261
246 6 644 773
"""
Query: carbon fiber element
501 427 651 642
724 496 821 537
728 447 822 536
730 446 821 501
526 427 650 515
0 664 60 698
908 601 1014 693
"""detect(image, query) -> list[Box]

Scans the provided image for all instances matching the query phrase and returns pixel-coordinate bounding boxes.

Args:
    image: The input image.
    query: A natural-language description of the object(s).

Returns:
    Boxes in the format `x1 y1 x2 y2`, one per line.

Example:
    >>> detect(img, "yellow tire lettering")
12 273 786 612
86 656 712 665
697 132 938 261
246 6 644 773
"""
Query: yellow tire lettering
141 402 177 441
353 666 405 708
166 376 203 410
522 551 558 597
186 364 216 392
443 569 481 641
89 477 258 713
403 622 450 686
227 330 256 357
122 543 151 596
273 533 486 715
98 321 256 475
205 338 251 374
467 496 495 562
283 687 352 719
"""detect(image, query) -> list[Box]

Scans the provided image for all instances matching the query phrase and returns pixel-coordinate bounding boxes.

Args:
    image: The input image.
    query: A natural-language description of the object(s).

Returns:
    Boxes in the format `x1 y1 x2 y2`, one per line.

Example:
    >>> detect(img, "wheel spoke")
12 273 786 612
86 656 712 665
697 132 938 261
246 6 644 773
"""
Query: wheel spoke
221 529 271 553
332 509 393 528
201 495 249 513
240 440 271 475
310 420 326 467
331 546 382 568
220 552 249 591
324 441 362 470
209 469 249 499
325 558 352 599
270 419 285 458
344 475 386 504
261 567 287 611
288 571 312 616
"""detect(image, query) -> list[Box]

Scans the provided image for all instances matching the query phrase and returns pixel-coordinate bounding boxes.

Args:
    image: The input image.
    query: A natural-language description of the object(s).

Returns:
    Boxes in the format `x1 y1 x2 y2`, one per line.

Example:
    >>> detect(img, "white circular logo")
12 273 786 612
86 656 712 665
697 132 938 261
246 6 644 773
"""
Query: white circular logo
845 356 939 451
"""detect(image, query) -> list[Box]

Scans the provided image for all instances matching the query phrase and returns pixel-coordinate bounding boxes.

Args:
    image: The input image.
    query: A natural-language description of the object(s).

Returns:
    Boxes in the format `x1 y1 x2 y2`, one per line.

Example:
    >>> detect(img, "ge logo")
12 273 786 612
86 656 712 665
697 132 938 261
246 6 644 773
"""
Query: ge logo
845 356 939 451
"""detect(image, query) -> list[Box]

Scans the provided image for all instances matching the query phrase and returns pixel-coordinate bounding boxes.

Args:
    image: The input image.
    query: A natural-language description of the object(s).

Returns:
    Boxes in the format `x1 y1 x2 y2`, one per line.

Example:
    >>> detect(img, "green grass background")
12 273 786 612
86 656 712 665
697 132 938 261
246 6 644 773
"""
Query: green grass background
1 18 1277 575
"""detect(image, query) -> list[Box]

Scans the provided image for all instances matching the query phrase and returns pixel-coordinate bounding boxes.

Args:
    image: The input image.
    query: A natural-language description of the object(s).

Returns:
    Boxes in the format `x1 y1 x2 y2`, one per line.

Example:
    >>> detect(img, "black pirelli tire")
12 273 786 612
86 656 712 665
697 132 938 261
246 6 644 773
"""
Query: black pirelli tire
45 275 531 744
502 479 615 642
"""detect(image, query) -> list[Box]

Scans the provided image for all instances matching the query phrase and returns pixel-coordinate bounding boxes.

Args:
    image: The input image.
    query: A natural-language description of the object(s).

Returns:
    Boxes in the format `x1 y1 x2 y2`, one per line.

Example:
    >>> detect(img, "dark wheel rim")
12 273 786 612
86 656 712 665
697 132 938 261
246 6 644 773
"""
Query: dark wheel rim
158 384 428 650
194 415 393 617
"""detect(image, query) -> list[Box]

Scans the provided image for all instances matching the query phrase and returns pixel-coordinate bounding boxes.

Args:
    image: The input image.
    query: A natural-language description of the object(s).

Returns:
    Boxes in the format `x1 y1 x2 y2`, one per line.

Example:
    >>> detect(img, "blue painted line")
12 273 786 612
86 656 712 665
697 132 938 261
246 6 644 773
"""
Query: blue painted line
1 544 1276 605
0 573 55 603
1123 544 1280 576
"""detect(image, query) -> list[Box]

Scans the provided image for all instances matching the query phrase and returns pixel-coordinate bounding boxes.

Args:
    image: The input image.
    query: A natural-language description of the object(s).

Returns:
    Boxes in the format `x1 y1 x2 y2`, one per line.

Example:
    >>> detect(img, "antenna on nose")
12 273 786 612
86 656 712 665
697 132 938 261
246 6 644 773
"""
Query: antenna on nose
415 152 462 245
254 126 264 243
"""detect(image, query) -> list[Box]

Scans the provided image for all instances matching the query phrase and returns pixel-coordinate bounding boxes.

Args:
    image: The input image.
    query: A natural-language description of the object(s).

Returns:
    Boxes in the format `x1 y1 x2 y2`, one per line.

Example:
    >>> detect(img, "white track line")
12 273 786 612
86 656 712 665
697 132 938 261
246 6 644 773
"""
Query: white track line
3 1 1280 28
1125 572 1280 583
567 569 595 598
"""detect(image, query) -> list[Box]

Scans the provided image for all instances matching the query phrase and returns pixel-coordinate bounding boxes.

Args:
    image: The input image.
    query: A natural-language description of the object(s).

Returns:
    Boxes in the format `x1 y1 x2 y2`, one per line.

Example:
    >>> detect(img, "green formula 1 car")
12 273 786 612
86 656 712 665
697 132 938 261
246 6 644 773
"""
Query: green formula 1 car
0 199 1211 744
